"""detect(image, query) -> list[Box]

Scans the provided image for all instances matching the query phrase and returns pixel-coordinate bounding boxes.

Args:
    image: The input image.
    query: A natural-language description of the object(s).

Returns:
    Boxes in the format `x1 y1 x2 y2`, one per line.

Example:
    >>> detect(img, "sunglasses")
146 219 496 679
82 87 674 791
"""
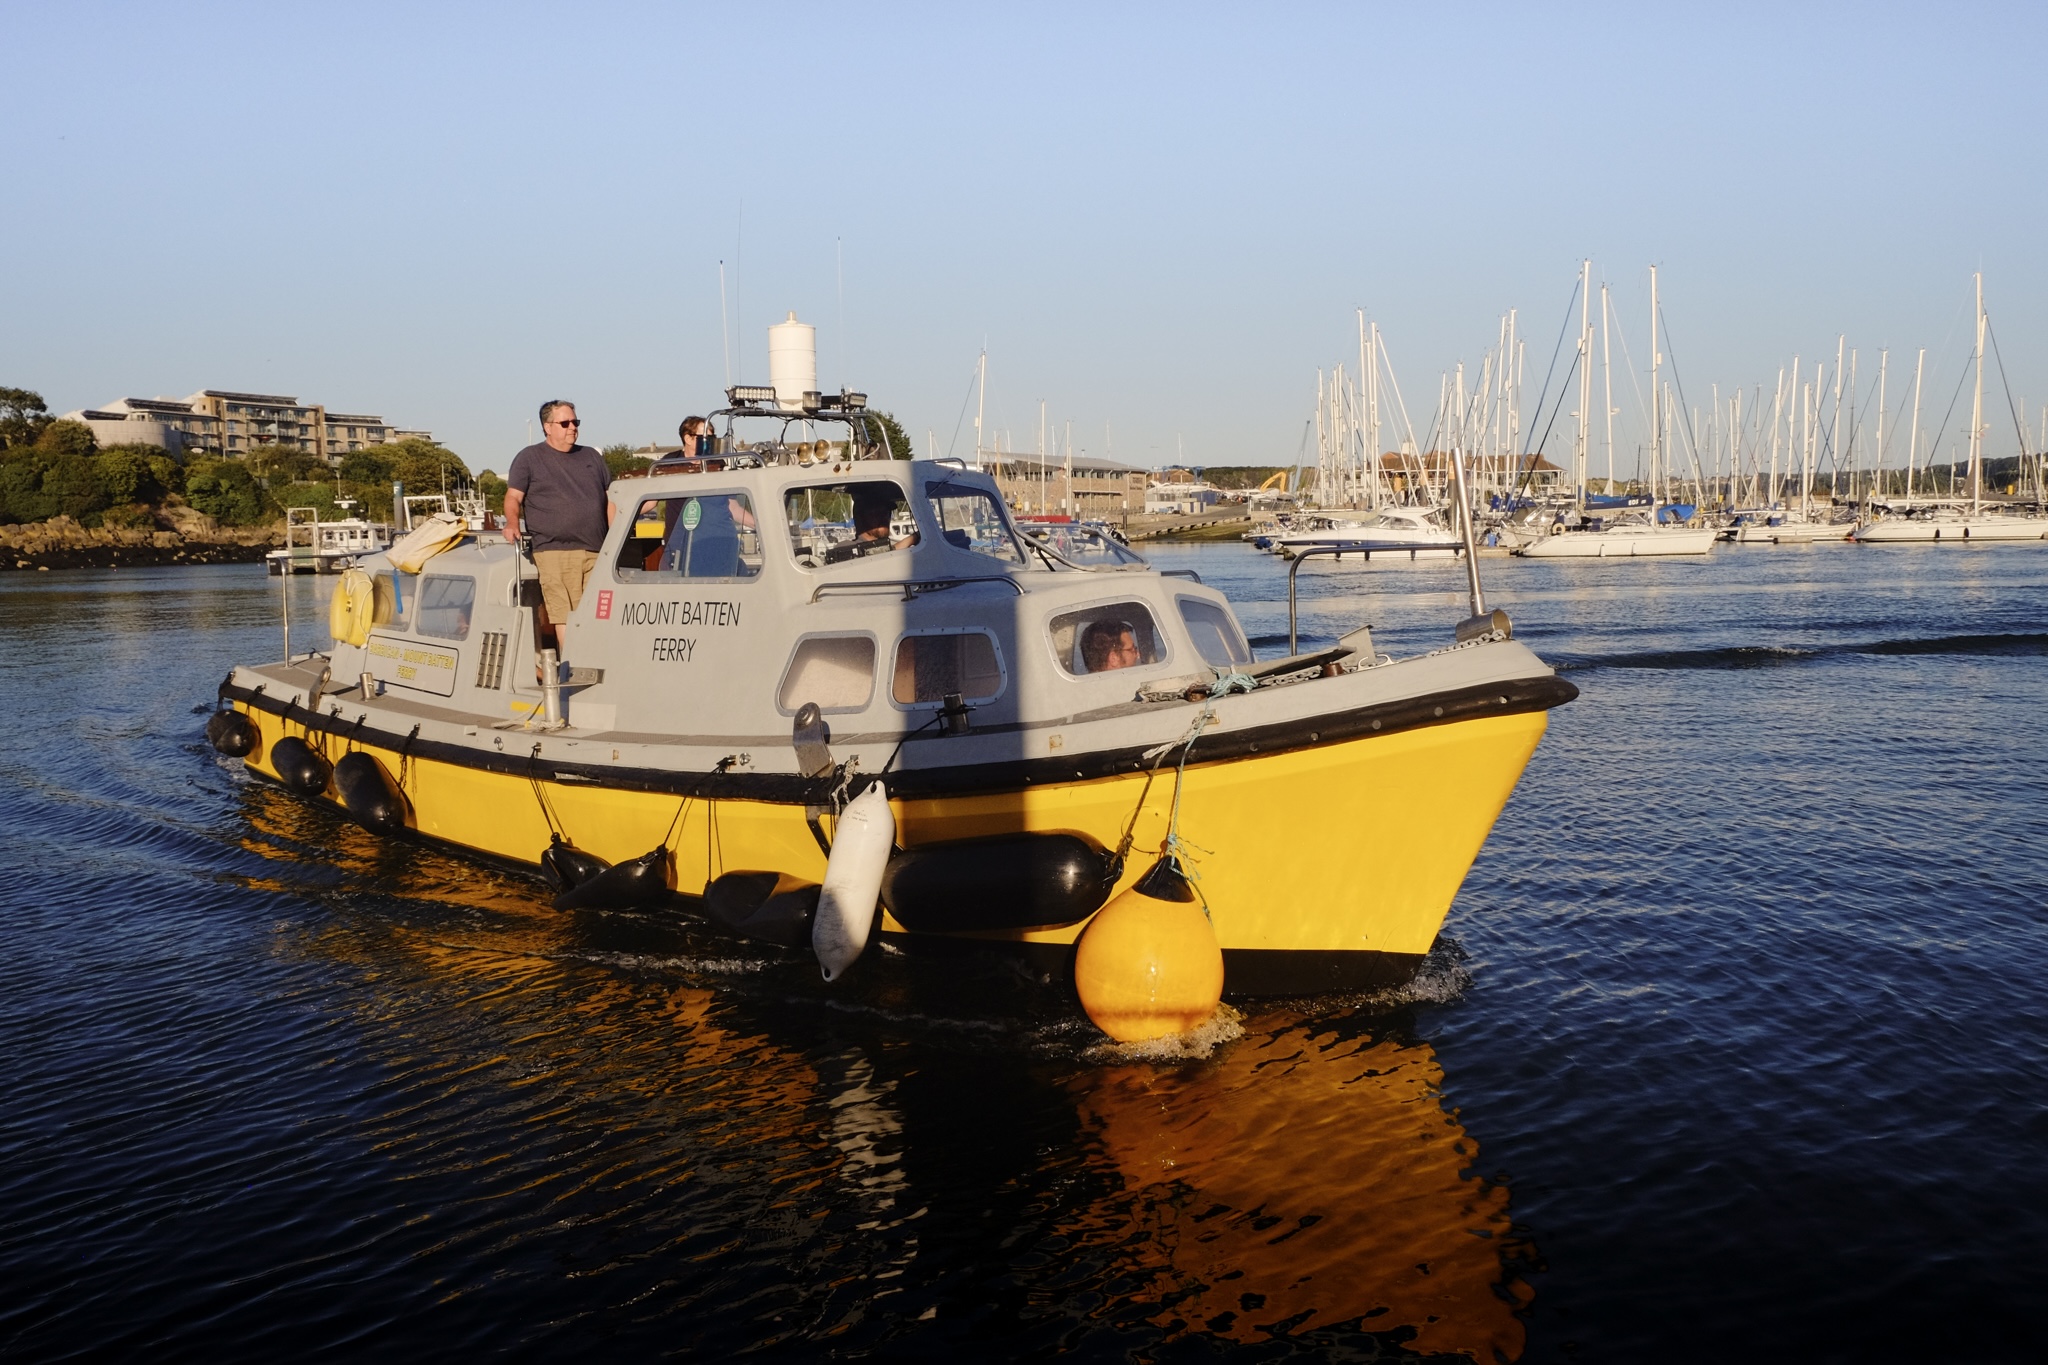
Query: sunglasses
552 419 581 427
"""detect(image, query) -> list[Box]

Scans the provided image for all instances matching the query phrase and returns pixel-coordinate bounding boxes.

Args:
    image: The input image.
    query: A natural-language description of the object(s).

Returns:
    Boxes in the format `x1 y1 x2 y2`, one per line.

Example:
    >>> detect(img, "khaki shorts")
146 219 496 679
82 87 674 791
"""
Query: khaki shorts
534 549 599 627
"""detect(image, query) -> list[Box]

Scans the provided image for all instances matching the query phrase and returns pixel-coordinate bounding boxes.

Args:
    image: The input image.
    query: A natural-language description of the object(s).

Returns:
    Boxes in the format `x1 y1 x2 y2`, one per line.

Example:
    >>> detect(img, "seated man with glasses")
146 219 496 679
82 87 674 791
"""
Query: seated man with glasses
1079 619 1143 672
504 399 614 657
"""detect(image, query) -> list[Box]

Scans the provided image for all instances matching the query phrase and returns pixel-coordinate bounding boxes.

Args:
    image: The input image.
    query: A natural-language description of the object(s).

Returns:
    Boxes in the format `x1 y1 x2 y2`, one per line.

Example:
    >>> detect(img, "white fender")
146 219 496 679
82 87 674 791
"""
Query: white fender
813 782 893 982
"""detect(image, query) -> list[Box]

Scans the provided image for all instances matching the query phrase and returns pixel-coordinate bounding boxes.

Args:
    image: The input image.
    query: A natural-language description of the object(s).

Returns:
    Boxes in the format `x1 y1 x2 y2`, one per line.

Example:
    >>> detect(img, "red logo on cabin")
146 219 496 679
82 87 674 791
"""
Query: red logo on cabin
595 590 613 620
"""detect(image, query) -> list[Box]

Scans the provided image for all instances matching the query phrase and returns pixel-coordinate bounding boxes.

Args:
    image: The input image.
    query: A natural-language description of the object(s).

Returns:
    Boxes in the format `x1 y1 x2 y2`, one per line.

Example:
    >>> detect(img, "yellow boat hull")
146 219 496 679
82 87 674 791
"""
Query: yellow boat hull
232 701 1546 995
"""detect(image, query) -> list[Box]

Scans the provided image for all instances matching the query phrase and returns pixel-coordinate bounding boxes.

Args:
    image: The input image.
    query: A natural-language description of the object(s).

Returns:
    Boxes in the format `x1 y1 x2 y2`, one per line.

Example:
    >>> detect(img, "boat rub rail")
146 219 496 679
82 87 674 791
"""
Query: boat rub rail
219 672 1578 804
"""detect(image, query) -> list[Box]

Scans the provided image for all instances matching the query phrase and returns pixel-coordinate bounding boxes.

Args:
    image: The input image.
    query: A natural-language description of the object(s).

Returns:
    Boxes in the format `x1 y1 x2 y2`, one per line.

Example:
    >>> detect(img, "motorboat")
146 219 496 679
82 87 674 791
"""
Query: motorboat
1271 505 1465 561
209 357 1574 1015
266 499 393 575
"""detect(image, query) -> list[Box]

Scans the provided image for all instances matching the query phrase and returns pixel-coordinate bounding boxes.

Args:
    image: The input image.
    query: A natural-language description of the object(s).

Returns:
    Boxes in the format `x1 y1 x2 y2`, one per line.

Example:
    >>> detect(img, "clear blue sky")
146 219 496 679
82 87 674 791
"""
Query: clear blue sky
5 1 2045 474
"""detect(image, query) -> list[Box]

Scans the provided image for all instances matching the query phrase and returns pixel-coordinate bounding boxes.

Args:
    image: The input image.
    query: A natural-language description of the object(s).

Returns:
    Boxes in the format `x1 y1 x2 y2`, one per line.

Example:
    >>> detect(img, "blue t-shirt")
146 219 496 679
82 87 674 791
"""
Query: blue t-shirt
507 442 612 553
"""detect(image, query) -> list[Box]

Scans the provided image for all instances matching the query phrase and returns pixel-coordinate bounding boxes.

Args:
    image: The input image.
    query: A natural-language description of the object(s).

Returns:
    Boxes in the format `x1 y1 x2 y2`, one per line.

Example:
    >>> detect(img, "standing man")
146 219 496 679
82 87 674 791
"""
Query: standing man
504 400 614 653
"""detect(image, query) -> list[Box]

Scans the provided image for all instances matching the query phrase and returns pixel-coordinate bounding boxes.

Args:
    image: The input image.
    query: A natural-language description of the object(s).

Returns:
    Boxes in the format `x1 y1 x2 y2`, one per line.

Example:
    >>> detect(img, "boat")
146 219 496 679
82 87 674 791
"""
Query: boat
1515 497 1720 556
266 498 394 574
1851 497 2046 543
207 334 1576 1014
1723 507 1855 544
1514 266 1714 559
1271 505 1465 560
1853 276 2048 546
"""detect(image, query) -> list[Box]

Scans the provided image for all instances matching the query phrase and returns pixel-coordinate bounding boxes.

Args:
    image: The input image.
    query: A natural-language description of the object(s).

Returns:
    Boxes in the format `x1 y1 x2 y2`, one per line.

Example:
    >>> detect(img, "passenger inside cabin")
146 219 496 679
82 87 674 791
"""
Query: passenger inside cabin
825 484 919 564
1080 619 1142 672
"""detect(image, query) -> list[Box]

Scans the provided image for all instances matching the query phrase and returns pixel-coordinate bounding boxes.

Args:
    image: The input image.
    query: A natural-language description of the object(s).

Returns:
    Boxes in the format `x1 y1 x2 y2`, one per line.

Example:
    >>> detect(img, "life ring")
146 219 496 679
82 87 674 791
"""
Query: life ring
1550 521 1563 536
329 568 379 647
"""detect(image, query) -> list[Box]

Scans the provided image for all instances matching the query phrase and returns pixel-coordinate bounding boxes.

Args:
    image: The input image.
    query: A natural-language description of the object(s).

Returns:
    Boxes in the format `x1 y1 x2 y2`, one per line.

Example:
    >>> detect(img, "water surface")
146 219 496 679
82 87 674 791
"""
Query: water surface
2 543 2044 1361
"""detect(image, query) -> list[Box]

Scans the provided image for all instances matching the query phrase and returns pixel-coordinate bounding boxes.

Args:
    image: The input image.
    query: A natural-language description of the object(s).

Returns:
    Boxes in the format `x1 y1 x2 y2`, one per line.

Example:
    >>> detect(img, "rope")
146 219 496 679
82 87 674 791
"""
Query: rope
397 724 420 792
880 713 945 776
1125 672 1258 913
526 743 566 841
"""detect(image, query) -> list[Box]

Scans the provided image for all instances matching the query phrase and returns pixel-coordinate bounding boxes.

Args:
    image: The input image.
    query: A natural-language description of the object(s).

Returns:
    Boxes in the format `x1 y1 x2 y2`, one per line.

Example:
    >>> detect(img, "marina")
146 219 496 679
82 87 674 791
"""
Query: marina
8 5 2048 1358
3 542 2045 1358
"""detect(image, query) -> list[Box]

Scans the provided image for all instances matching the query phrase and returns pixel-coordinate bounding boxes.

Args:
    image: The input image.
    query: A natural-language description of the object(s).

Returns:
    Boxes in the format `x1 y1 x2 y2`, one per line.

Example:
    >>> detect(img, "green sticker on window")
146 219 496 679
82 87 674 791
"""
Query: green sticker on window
680 498 702 531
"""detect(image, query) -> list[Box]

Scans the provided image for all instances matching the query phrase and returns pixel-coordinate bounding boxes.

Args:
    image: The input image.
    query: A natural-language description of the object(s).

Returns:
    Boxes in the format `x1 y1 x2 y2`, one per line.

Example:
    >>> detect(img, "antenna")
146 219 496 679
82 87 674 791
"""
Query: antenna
836 237 846 392
734 202 743 383
718 260 731 389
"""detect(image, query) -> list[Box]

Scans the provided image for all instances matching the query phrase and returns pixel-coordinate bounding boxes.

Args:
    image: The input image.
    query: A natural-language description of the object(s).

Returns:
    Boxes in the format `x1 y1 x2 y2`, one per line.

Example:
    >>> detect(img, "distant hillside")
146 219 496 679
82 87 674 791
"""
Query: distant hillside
1199 465 1299 491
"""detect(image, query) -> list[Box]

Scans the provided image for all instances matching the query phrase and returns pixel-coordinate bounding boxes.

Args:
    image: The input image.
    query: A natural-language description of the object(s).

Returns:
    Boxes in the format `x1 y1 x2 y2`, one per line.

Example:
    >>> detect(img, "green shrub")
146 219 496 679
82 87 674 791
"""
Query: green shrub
35 419 98 459
185 458 275 525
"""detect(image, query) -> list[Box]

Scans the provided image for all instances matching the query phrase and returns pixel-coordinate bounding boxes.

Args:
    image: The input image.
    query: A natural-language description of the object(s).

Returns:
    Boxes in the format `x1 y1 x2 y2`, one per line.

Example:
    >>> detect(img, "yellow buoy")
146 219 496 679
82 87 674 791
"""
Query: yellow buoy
1074 855 1225 1042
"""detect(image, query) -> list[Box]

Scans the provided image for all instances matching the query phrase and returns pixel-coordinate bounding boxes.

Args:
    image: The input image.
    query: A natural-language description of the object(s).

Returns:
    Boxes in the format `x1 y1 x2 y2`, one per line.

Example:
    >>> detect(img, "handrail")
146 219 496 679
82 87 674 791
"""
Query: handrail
1286 545 1352 654
811 574 1024 603
1160 568 1203 583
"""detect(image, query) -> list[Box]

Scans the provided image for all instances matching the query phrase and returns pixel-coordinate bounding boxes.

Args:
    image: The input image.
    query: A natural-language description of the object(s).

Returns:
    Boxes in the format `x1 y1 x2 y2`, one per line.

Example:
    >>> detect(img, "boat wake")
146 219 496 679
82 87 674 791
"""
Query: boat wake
1558 630 2048 672
1081 1004 1247 1063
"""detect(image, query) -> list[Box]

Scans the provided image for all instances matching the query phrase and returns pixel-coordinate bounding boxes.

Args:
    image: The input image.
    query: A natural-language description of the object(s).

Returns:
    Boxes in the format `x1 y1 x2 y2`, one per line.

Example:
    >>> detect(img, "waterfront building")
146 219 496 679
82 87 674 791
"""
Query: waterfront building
61 390 430 464
982 452 1149 518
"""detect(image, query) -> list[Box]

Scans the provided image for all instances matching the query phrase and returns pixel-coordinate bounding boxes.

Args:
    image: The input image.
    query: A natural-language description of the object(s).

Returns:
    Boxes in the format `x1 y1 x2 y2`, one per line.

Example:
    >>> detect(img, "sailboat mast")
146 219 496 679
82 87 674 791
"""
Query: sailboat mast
1649 266 1661 498
1831 335 1845 506
1875 349 1887 503
1576 260 1591 506
1601 284 1615 489
973 349 987 470
1368 323 1382 508
1908 348 1925 498
1970 272 1986 510
1767 369 1784 507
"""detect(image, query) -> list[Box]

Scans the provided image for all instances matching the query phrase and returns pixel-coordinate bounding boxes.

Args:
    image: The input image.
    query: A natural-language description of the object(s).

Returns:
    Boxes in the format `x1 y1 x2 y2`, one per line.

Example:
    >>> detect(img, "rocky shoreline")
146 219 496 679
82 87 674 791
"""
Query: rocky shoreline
2 515 281 571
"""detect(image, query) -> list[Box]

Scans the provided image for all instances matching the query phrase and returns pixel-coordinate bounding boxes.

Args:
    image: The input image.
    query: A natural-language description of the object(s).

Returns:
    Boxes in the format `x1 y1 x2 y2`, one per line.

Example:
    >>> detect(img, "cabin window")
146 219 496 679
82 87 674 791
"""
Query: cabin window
416 574 475 641
378 571 415 629
891 630 1005 707
783 480 917 569
614 493 762 580
1177 596 1252 668
776 634 877 714
1049 601 1165 676
925 481 1025 564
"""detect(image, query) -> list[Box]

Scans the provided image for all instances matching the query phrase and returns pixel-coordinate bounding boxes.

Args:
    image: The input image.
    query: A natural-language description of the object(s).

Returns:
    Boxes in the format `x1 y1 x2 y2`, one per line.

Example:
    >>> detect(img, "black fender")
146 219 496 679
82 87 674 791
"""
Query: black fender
270 736 331 797
554 847 671 911
206 709 259 758
703 871 821 949
881 832 1120 933
334 752 408 836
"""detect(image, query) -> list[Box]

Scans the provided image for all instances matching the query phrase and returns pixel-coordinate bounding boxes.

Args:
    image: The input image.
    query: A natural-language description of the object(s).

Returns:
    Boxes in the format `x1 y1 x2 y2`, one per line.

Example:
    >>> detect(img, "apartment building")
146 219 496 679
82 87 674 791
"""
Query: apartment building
62 389 430 464
983 452 1149 518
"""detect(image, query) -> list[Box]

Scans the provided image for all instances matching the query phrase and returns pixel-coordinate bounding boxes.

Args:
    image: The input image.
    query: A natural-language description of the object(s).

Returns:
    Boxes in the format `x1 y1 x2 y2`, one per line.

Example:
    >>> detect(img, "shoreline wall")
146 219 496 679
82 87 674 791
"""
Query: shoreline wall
2 517 280 571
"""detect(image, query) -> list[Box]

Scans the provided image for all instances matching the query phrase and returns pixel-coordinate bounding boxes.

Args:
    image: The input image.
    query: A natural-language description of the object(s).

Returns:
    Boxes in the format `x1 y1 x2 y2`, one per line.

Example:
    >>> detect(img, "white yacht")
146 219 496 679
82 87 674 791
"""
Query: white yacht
266 500 394 575
1272 505 1464 560
1853 276 2047 547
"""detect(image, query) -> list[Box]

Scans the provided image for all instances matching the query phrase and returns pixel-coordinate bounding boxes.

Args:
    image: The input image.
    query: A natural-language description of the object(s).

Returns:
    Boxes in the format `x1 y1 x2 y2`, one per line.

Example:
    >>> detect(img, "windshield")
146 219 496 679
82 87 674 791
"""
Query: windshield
925 482 1025 564
1019 522 1147 569
783 481 917 569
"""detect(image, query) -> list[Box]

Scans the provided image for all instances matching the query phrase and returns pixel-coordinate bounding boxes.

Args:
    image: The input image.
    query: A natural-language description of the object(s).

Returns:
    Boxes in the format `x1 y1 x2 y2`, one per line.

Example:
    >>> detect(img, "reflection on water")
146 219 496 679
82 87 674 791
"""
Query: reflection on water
214 776 1532 1356
1073 1018 1525 1358
12 557 2048 1359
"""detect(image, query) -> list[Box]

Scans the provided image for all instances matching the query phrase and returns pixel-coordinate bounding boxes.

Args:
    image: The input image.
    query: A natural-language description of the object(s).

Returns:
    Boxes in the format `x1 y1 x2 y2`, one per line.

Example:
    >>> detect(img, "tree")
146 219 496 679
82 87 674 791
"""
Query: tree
603 443 652 478
860 410 913 460
185 458 275 525
0 450 110 523
246 443 321 485
34 419 98 459
0 387 51 450
95 447 168 505
476 470 508 515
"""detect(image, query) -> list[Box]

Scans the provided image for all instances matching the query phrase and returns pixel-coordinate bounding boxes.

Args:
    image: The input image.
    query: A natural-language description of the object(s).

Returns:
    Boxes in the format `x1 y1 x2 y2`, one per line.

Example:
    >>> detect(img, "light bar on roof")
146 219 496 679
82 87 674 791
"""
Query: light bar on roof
727 385 776 405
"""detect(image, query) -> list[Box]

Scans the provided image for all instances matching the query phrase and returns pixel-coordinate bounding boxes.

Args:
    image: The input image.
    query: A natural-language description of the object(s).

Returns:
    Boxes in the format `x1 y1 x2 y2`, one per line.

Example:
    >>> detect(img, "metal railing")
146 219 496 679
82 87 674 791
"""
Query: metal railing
811 574 1024 603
